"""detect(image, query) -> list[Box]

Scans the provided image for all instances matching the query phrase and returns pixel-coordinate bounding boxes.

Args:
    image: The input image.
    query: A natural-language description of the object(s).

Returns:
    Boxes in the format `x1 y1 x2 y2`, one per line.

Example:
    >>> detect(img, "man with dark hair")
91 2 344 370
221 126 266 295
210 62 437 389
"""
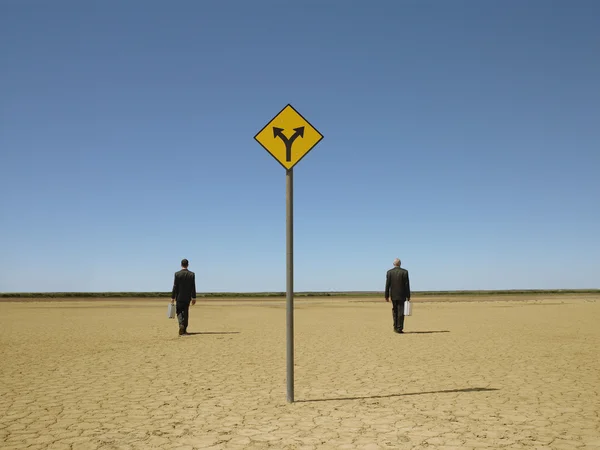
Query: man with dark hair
171 258 197 336
385 258 411 333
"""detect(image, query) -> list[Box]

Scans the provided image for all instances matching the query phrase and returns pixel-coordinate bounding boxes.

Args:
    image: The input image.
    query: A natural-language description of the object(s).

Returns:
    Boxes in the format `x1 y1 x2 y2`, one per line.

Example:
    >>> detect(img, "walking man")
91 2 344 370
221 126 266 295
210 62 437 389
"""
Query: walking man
385 258 411 333
171 258 197 336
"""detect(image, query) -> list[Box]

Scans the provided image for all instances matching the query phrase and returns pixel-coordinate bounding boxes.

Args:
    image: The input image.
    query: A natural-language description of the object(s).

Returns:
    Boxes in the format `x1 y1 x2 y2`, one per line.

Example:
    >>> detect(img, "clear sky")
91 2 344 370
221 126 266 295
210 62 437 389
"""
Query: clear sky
1 1 599 293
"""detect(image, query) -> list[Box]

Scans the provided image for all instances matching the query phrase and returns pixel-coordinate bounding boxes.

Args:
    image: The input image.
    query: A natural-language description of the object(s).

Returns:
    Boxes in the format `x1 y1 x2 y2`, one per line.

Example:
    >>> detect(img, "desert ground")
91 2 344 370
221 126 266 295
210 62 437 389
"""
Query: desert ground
0 294 599 450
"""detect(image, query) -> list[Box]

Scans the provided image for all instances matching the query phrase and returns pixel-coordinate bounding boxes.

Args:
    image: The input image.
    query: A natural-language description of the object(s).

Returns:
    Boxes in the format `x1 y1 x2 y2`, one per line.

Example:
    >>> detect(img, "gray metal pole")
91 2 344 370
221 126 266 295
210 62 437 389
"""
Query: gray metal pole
286 168 294 403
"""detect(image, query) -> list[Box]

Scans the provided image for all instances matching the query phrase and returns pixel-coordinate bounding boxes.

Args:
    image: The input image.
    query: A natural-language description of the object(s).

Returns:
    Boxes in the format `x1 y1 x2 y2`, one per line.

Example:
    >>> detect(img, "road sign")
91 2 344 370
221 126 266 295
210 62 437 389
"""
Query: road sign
254 104 324 403
254 104 324 170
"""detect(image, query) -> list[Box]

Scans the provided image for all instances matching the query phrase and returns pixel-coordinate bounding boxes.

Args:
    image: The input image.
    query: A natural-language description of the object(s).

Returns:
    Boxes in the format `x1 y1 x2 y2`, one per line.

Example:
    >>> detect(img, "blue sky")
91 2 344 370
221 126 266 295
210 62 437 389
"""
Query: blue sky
1 1 599 293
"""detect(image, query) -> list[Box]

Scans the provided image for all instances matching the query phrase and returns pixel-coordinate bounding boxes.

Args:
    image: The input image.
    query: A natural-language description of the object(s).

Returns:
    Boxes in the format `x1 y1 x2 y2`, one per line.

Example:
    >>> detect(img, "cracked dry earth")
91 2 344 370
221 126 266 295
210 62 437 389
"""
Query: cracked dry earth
1 295 599 450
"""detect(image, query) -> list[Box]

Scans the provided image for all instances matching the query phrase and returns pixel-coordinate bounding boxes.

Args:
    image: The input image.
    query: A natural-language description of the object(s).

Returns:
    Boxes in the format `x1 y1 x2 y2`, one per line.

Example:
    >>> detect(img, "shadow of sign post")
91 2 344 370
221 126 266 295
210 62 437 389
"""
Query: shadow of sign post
297 387 499 403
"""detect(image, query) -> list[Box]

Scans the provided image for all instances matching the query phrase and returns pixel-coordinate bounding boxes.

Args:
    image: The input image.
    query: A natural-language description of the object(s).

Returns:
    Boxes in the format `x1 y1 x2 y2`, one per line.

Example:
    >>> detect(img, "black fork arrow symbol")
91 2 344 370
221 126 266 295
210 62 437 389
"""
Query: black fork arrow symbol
273 127 305 162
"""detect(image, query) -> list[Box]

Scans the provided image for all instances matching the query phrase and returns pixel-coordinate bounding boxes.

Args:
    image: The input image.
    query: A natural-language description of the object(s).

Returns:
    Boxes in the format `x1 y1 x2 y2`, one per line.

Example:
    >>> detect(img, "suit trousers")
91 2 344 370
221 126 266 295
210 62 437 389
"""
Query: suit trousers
392 299 406 331
176 301 191 330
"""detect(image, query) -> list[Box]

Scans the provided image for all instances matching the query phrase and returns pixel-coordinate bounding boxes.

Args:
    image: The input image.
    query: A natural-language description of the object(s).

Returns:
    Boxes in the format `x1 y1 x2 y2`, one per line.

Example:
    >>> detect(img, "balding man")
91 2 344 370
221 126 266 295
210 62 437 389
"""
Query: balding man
385 258 411 333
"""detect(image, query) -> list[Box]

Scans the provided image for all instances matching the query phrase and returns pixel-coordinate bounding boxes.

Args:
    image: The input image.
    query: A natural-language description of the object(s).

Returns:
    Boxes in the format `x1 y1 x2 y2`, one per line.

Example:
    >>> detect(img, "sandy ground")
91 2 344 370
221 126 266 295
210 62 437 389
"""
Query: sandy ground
0 295 599 450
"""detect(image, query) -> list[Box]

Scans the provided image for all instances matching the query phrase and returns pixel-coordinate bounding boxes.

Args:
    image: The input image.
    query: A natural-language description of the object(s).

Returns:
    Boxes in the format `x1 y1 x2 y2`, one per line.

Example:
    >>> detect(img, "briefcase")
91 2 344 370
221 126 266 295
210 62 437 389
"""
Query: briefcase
167 303 176 319
404 300 412 316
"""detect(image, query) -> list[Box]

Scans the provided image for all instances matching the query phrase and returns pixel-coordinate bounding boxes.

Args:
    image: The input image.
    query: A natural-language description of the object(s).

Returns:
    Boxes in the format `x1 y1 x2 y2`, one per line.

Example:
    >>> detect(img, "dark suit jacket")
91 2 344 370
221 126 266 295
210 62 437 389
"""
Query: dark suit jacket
385 266 411 301
171 269 196 303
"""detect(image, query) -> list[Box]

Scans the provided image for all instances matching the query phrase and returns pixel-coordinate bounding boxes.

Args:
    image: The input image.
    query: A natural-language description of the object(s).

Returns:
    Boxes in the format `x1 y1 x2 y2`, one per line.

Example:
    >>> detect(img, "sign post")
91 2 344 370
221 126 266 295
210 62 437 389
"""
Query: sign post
254 104 324 403
285 167 294 402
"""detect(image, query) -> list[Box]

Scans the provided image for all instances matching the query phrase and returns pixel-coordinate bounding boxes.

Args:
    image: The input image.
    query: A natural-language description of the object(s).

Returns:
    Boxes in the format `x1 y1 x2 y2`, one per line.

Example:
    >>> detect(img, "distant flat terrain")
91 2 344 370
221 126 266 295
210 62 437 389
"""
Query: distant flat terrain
1 294 599 449
2 291 598 303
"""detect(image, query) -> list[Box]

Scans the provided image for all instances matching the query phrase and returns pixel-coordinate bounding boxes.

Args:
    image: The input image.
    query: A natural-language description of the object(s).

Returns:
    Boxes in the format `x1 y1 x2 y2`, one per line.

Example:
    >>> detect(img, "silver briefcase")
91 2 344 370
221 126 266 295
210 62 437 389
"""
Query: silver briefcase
167 303 176 319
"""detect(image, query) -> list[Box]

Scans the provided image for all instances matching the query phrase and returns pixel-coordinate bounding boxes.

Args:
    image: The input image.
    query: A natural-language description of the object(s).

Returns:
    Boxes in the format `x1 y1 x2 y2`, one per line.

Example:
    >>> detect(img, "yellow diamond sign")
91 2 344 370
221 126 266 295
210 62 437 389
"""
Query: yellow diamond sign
254 104 324 170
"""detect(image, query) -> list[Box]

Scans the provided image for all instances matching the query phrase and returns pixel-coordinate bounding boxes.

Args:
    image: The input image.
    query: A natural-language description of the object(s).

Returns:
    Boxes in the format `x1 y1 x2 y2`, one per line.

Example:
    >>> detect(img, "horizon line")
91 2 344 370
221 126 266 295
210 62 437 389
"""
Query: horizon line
1 288 599 298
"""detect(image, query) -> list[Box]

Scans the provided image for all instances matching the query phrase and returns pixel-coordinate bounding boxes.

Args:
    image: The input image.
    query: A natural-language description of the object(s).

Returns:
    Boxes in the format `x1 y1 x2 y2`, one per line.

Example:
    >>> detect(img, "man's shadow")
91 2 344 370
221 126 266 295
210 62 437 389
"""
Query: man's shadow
297 387 498 403
403 330 450 334
184 332 240 336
